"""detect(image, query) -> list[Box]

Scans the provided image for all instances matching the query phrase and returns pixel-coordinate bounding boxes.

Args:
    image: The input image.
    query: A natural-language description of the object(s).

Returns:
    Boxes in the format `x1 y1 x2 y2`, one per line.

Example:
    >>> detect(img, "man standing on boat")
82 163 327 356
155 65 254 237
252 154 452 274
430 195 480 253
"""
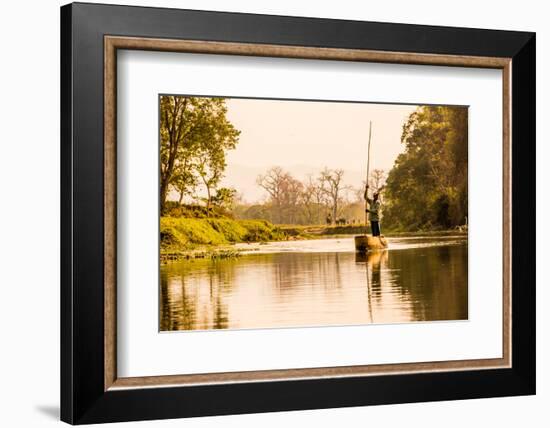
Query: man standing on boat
364 185 382 237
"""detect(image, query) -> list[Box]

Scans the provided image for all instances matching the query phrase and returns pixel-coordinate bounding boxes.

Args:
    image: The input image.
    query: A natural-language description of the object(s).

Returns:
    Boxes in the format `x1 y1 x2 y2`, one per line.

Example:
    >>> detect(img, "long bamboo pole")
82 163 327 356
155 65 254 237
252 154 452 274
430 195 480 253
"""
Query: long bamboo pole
364 121 372 235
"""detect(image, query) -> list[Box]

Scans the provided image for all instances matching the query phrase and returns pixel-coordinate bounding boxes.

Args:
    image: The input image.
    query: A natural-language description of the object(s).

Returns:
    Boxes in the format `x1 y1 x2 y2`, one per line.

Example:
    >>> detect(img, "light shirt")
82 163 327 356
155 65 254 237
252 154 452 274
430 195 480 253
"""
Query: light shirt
368 199 381 222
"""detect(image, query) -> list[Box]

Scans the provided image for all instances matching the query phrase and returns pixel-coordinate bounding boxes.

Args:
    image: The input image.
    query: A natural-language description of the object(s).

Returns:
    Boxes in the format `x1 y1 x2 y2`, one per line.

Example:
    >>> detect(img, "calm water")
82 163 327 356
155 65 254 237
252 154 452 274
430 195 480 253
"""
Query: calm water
160 236 468 331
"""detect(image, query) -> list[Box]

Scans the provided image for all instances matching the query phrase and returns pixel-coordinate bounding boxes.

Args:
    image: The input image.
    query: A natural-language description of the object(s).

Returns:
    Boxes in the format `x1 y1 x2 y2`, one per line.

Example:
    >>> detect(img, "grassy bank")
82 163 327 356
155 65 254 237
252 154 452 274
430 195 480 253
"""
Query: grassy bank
161 217 467 263
160 216 286 260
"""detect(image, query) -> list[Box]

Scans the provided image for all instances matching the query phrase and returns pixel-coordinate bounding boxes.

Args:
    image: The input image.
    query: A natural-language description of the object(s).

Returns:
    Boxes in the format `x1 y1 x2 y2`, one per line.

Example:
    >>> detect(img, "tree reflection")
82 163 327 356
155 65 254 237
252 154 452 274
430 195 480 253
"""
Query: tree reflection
160 242 468 331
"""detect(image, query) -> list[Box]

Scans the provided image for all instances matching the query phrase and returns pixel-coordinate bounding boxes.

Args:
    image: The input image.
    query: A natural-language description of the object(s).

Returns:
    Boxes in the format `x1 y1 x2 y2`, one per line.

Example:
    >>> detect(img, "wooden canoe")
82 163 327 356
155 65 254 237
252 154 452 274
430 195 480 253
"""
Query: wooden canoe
354 235 388 252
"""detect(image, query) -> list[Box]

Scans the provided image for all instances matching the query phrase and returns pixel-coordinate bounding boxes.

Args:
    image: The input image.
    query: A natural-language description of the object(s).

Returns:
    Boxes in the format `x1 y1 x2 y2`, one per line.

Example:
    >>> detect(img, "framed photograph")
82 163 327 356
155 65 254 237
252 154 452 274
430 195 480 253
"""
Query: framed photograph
61 2 535 424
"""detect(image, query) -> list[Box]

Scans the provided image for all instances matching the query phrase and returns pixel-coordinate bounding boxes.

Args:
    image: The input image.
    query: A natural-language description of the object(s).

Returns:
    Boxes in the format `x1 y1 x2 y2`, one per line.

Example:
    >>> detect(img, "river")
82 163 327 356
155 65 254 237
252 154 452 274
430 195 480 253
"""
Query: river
160 235 468 331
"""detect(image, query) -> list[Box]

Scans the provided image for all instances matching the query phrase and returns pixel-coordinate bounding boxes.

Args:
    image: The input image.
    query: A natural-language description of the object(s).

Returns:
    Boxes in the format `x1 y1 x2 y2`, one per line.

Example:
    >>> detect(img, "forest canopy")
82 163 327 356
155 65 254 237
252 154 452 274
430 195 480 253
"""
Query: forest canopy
382 105 468 231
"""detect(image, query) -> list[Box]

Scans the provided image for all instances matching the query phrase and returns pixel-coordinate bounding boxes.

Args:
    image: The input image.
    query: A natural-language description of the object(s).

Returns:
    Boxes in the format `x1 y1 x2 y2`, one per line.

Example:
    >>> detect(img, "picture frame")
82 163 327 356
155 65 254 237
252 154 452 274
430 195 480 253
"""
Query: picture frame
61 2 535 424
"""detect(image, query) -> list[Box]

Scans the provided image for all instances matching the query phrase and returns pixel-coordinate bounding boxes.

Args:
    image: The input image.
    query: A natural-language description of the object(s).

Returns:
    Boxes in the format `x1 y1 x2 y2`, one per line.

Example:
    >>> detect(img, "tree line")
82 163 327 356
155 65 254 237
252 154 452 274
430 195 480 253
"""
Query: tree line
160 96 468 231
233 167 387 225
159 95 382 225
230 104 468 231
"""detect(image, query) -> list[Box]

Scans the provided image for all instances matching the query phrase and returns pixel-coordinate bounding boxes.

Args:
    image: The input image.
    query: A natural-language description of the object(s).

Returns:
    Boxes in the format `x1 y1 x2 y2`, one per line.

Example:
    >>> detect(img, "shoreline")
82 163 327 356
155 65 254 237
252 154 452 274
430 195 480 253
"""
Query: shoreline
161 229 468 264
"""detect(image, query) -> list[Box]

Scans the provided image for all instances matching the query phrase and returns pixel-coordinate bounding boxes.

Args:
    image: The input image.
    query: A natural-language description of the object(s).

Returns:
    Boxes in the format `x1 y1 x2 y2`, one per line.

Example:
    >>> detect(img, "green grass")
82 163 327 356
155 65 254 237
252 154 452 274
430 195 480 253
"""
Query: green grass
160 217 286 254
160 217 466 262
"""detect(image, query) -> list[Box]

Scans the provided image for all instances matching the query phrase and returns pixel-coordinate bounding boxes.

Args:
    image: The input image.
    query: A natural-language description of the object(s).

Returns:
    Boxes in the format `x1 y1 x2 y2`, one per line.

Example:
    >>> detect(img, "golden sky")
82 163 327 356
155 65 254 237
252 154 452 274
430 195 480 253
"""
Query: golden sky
221 97 417 203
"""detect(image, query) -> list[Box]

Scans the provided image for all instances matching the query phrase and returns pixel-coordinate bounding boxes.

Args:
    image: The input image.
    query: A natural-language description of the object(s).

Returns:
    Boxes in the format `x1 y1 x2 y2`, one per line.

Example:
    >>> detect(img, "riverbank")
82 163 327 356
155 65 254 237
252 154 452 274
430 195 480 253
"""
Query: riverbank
160 216 286 262
161 216 467 263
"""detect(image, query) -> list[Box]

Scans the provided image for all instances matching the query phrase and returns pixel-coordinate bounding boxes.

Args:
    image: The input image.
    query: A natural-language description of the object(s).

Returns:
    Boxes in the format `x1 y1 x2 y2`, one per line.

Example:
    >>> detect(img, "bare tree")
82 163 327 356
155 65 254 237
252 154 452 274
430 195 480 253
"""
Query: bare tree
301 174 327 224
319 168 347 225
256 167 286 205
369 169 387 193
313 186 328 224
281 176 304 224
257 167 303 223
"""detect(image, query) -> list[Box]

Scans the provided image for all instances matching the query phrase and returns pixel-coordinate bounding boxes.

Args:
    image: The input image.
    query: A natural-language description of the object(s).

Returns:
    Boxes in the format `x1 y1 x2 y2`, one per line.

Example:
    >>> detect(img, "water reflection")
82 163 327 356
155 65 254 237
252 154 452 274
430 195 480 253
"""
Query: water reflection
160 237 468 331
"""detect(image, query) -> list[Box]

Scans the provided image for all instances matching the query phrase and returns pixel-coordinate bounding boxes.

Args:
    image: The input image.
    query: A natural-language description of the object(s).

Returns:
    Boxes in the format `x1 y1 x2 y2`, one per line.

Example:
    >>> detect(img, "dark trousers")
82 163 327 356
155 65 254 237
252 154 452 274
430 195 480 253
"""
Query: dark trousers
371 221 381 237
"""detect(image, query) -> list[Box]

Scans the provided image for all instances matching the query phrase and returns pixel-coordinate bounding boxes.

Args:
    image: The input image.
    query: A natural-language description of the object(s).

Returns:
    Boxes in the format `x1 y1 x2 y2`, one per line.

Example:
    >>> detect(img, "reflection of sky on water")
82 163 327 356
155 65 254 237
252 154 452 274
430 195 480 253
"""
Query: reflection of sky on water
160 237 468 331
234 235 467 254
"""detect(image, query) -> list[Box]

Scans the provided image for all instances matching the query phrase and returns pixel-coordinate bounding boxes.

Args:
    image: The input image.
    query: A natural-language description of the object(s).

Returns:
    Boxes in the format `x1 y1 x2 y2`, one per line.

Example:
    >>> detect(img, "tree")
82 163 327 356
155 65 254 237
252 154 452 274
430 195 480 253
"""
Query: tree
300 174 326 224
194 102 239 216
319 168 346 225
172 161 198 205
369 169 387 193
196 148 225 216
256 167 304 224
160 96 192 211
211 187 237 211
159 96 240 213
383 106 468 231
256 167 286 205
311 178 328 224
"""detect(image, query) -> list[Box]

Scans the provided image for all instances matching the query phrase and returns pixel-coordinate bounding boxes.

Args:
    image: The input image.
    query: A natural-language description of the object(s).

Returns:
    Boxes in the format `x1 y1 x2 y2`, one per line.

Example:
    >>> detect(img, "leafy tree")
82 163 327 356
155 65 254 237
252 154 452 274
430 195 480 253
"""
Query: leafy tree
383 106 468 231
172 162 198 205
160 96 194 211
211 187 237 211
159 96 240 213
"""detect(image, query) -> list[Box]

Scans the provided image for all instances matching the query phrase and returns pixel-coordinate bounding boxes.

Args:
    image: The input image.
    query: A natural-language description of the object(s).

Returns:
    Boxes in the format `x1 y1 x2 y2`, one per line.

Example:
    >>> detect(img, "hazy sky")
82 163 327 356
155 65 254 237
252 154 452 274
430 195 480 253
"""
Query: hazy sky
220 98 417 203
